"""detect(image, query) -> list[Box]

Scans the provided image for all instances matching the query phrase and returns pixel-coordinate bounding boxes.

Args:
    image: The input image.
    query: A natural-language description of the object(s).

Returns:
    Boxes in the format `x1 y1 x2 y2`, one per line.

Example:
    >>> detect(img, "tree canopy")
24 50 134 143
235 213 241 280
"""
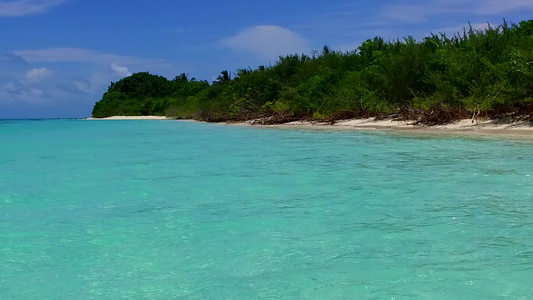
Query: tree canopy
93 20 533 124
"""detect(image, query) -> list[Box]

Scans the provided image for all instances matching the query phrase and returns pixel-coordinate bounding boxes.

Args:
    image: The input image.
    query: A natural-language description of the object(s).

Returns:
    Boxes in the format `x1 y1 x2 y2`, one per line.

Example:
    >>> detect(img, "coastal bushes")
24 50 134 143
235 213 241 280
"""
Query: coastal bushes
92 72 210 118
92 20 533 124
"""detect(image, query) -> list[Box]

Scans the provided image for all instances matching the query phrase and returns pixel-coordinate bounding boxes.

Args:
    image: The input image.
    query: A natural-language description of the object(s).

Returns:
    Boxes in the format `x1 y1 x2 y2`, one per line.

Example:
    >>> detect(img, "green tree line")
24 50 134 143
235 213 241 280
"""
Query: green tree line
92 20 533 124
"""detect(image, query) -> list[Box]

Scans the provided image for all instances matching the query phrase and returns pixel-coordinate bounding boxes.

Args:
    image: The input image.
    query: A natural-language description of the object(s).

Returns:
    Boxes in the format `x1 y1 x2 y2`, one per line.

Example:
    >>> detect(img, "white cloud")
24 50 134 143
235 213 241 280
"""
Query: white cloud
29 87 43 97
12 47 167 66
110 62 131 77
72 75 110 94
71 72 111 94
0 0 66 17
72 65 134 95
90 72 112 88
73 80 90 93
26 67 52 82
220 25 310 60
381 1 465 23
1 81 44 103
381 0 533 23
381 4 433 23
72 71 120 94
433 22 492 36
475 0 533 15
1 53 29 65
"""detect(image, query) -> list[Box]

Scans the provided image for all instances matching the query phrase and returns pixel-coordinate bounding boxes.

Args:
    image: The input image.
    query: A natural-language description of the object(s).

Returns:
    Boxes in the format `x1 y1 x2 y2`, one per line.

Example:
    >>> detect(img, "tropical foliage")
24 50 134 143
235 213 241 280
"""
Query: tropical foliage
93 20 533 124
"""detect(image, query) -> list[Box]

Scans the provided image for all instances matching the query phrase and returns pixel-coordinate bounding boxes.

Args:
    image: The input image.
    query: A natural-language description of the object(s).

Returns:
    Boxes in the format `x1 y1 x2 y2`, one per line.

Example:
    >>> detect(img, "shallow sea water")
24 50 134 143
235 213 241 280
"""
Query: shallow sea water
1 119 532 299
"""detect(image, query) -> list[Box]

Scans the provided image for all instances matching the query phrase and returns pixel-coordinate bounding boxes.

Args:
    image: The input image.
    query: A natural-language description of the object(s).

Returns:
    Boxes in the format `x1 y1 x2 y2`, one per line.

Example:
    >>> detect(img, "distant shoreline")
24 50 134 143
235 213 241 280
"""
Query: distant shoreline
86 115 533 137
226 118 533 138
85 116 169 120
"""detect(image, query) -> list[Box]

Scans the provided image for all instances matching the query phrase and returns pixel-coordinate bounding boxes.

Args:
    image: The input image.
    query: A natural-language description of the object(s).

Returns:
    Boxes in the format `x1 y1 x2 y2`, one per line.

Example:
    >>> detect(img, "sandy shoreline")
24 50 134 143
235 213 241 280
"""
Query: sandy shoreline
85 115 533 137
226 118 533 138
86 116 169 120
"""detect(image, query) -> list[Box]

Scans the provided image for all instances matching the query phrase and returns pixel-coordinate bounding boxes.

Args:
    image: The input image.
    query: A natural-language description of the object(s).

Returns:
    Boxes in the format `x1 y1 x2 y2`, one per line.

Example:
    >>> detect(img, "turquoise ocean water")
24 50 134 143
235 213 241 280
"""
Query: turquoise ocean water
1 119 532 299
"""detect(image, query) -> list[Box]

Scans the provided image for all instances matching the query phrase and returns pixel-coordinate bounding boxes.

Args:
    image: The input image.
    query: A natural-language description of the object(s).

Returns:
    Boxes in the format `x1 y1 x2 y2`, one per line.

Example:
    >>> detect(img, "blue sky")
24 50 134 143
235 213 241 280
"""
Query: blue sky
1 0 532 118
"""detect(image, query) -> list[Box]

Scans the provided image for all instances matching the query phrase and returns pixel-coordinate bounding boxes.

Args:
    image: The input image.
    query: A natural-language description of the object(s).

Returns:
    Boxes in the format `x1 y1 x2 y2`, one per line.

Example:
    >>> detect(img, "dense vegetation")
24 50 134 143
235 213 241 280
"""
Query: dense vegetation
92 20 533 124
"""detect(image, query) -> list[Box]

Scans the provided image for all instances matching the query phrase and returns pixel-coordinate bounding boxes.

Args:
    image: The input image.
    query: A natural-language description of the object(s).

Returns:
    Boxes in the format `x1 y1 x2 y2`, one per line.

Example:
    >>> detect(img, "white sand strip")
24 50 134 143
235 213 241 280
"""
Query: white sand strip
227 118 533 137
85 116 169 120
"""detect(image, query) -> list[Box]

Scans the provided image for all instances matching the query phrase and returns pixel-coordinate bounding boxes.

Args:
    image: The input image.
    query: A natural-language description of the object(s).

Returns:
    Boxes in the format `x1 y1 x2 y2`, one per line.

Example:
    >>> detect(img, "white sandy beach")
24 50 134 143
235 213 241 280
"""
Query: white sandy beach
86 116 169 120
85 115 533 137
228 118 533 137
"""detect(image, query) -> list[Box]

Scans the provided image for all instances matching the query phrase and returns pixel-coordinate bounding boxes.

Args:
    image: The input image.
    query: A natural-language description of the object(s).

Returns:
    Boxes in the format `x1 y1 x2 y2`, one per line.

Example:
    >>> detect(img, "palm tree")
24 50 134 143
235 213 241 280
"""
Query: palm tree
215 70 232 84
